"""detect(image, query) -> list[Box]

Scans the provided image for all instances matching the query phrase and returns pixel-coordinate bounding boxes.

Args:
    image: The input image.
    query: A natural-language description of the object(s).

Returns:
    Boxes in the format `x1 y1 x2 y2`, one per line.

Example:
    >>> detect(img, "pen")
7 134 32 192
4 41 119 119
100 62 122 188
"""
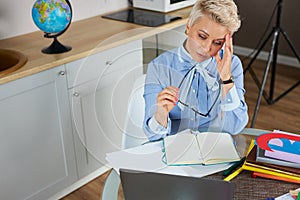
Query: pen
222 156 246 176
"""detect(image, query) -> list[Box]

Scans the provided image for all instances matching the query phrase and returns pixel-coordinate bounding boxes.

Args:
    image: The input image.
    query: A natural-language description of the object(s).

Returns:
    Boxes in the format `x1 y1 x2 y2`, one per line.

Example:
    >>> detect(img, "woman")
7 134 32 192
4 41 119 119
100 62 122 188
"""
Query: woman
143 0 248 141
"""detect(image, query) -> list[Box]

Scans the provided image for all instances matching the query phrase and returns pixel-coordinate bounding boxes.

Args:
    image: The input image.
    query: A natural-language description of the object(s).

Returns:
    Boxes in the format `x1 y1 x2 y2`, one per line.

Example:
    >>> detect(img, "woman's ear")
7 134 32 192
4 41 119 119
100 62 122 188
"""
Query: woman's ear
185 20 190 35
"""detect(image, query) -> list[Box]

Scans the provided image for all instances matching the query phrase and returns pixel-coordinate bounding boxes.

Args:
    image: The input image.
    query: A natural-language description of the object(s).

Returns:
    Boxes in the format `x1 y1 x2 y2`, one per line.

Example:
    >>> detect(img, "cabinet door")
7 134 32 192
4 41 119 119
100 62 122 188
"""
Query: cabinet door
0 66 77 200
66 39 143 89
69 40 143 178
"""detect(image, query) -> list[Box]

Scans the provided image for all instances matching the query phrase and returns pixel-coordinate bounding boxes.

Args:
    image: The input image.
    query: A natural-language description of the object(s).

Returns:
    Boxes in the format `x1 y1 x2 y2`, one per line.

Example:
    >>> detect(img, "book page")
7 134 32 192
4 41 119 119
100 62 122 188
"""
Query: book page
196 132 240 165
164 131 203 165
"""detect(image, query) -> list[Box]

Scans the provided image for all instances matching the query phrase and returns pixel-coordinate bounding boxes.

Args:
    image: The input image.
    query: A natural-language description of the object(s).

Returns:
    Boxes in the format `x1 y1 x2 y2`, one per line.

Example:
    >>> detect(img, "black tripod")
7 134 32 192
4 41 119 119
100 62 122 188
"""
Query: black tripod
244 0 300 127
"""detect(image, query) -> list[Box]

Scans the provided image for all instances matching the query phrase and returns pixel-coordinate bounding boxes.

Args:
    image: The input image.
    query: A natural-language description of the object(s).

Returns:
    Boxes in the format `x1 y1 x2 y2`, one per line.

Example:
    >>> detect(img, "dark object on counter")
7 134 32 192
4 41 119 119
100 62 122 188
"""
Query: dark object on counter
102 8 182 27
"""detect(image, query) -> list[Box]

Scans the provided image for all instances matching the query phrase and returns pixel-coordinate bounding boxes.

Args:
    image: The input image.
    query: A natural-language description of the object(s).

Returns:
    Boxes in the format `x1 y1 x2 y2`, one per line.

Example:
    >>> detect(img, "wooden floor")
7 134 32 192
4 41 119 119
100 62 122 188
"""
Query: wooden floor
61 57 300 200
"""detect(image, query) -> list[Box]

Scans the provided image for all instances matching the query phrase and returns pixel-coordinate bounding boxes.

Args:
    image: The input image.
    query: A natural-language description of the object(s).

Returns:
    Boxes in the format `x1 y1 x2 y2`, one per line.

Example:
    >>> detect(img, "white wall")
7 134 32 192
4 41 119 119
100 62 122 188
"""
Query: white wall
0 0 128 40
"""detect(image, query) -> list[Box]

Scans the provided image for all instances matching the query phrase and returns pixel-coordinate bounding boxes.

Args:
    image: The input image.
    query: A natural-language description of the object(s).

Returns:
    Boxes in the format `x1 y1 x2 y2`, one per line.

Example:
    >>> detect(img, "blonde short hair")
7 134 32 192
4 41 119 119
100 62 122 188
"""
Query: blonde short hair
188 0 241 34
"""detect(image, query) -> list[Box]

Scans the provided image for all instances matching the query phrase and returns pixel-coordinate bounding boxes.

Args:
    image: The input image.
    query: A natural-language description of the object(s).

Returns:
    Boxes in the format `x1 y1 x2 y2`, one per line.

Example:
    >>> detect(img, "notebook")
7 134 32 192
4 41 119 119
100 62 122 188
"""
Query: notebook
163 130 240 165
120 168 234 200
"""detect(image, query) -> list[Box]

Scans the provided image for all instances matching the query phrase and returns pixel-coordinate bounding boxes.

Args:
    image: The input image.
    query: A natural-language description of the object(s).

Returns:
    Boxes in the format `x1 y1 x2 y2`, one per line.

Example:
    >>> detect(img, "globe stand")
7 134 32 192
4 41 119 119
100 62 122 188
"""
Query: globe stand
42 37 72 54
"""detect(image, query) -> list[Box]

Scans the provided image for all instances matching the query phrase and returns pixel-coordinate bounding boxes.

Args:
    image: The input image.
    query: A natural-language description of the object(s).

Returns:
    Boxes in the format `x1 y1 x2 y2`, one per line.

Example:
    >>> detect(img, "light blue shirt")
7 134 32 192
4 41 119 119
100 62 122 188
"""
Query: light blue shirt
143 43 248 141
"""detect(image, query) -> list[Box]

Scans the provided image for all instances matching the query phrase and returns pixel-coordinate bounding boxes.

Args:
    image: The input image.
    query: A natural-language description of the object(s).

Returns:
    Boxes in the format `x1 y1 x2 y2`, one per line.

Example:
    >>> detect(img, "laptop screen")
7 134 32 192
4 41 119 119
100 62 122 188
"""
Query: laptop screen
120 168 234 200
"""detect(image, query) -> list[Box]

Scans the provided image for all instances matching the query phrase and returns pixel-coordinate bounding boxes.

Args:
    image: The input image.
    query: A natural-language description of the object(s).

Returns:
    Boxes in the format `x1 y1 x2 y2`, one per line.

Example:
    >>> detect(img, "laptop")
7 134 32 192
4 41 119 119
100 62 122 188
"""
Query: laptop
120 168 234 200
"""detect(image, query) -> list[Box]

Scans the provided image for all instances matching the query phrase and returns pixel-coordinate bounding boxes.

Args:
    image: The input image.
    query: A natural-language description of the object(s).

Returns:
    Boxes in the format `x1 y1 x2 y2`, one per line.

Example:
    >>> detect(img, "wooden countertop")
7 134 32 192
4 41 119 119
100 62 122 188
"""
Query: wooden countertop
0 7 191 85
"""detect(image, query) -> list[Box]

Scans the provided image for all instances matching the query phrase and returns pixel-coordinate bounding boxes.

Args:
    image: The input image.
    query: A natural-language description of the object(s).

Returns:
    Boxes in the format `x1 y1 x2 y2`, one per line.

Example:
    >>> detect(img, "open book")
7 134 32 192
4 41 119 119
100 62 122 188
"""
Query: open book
163 129 240 165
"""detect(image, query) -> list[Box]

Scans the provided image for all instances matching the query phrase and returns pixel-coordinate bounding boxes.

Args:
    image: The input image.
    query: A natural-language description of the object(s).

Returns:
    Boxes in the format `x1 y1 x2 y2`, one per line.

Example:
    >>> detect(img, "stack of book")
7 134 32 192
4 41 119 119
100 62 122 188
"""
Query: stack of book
247 143 300 183
224 130 300 183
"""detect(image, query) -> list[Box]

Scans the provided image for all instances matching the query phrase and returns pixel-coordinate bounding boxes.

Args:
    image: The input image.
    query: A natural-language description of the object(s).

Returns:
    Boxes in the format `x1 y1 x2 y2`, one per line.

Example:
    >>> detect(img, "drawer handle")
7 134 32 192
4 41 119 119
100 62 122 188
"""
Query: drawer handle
73 92 80 97
58 71 66 76
105 61 112 66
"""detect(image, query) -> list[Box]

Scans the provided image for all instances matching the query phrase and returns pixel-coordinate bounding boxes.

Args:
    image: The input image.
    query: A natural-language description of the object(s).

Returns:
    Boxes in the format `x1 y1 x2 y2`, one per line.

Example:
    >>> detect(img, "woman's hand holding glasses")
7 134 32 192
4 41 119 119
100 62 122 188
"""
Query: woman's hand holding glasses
155 86 179 128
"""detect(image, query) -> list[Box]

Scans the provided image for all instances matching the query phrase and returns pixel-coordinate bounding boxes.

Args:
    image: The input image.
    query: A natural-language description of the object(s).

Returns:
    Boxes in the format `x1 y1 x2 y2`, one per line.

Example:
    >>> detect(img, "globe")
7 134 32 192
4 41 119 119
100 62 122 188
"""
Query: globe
32 0 72 54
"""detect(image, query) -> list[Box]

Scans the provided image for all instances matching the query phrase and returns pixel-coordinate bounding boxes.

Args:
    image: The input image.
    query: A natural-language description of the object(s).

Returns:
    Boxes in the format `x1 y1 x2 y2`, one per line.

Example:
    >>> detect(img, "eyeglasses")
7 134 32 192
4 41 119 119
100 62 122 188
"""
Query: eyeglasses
177 65 221 117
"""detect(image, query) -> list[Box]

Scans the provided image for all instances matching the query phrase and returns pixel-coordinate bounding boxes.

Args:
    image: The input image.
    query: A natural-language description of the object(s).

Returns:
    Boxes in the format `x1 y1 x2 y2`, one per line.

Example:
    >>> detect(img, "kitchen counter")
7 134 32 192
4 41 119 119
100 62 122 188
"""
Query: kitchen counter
0 7 191 85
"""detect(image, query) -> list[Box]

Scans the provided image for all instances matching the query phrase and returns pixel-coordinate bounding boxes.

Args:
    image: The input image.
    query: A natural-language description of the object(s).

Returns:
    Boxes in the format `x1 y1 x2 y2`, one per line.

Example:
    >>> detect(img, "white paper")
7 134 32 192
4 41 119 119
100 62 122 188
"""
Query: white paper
275 188 300 200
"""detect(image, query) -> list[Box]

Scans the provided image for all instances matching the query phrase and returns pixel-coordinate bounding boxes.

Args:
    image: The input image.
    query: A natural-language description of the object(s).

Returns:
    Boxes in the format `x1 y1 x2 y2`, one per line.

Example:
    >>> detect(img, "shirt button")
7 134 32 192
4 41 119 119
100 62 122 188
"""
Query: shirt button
193 89 196 93
227 99 231 102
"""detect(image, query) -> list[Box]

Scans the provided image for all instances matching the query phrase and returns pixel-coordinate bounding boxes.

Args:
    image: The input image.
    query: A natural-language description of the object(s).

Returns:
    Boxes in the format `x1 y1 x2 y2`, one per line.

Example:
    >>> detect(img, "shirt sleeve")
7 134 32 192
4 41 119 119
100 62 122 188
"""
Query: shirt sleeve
148 116 170 136
220 85 240 111
221 55 249 135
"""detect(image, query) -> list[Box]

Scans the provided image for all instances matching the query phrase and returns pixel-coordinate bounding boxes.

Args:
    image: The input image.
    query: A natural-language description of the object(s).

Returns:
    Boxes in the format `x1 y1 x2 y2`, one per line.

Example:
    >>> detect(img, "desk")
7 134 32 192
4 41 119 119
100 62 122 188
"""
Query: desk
102 129 299 200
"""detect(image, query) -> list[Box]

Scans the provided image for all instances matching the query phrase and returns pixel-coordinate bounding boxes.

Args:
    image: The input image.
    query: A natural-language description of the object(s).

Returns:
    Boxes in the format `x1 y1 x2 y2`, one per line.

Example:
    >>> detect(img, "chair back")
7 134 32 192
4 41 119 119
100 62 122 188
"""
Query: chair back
122 74 148 149
101 74 148 200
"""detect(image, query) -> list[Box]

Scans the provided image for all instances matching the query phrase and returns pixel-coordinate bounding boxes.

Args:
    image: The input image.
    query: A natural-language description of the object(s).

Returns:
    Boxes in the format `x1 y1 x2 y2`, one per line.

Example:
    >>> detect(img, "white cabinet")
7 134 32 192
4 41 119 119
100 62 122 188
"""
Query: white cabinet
0 66 77 200
67 40 144 178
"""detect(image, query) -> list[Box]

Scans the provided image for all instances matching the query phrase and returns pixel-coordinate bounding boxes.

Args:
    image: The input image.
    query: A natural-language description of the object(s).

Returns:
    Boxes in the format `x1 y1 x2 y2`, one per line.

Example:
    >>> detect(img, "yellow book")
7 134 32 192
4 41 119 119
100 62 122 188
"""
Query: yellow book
242 164 300 181
245 162 300 178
